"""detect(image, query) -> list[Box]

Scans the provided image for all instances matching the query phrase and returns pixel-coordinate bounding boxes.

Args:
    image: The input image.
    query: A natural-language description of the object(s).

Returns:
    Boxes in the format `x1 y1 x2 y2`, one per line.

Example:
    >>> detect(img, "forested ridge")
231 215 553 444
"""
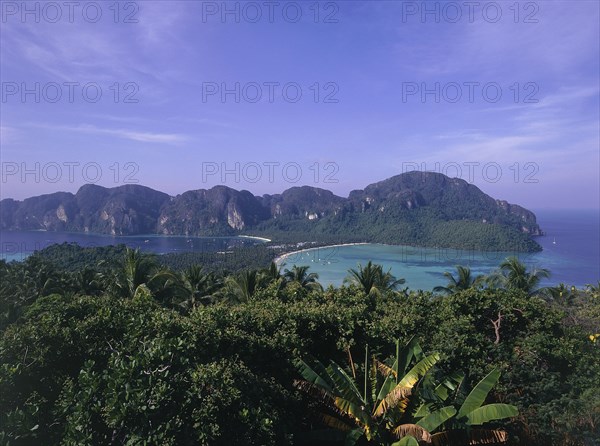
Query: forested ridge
0 172 543 252
1 245 598 445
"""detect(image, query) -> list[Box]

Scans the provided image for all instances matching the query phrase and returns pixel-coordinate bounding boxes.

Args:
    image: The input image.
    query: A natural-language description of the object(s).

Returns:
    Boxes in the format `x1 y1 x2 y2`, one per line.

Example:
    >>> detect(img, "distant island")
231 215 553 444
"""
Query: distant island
0 171 543 252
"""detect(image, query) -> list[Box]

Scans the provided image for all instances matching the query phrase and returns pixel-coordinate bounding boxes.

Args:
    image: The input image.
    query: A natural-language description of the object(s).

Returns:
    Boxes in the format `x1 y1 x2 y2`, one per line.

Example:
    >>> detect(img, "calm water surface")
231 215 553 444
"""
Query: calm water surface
278 209 599 289
0 231 265 262
1 209 597 289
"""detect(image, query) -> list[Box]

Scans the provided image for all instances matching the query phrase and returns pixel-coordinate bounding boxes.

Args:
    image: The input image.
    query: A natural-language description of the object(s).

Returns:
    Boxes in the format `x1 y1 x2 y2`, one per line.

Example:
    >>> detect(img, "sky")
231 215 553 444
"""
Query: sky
1 0 599 210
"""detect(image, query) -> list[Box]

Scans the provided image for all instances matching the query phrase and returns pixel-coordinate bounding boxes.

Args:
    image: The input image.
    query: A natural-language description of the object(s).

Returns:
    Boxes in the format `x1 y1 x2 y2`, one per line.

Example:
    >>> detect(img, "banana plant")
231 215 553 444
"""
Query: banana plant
417 368 519 446
295 338 440 445
385 363 518 445
295 338 518 445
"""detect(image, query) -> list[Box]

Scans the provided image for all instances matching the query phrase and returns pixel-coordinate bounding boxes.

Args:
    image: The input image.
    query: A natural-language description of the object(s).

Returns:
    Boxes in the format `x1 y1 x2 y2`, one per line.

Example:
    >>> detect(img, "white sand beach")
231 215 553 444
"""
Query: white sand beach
239 235 272 242
274 242 370 265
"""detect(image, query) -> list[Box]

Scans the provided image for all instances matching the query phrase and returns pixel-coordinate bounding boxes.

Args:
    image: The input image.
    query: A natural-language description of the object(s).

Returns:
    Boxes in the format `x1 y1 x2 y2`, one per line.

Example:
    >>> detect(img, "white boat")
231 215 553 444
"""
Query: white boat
552 237 556 245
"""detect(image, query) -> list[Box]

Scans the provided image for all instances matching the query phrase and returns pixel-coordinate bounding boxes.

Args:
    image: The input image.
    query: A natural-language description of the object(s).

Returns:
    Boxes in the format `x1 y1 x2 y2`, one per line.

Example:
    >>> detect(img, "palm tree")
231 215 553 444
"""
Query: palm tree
296 339 440 445
148 267 187 305
0 260 64 328
107 248 159 299
545 282 578 302
433 266 484 295
345 261 405 296
489 257 550 296
221 269 261 303
585 281 600 299
179 265 223 309
23 257 66 298
283 265 323 292
262 261 283 283
72 266 105 296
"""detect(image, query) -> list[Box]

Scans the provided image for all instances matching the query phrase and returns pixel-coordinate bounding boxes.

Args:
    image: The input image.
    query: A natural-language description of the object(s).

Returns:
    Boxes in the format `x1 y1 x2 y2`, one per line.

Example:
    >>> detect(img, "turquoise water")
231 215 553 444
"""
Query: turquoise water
278 209 600 290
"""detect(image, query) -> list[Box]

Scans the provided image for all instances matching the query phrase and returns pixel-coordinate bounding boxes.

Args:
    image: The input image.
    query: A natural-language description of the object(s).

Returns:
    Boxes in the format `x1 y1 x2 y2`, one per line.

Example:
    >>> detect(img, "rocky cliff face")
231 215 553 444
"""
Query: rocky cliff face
0 185 169 235
495 200 542 235
3 192 78 232
0 172 543 238
259 186 346 220
157 186 269 235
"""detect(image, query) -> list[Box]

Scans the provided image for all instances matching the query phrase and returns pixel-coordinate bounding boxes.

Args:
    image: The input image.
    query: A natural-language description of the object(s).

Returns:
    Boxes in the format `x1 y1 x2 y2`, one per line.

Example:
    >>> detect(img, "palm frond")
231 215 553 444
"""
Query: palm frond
392 436 419 446
334 397 371 429
327 361 365 405
294 380 336 406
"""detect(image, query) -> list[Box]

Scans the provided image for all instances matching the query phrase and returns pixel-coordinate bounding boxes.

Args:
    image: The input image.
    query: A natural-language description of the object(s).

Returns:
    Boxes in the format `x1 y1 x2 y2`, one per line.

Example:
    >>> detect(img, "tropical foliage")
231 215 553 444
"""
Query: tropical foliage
295 338 518 445
488 256 551 296
345 261 406 296
0 245 599 445
433 266 484 295
283 265 323 292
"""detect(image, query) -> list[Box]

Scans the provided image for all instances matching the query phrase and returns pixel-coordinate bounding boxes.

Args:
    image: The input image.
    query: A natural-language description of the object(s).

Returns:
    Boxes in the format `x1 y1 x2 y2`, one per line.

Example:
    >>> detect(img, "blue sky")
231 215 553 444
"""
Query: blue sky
1 0 598 210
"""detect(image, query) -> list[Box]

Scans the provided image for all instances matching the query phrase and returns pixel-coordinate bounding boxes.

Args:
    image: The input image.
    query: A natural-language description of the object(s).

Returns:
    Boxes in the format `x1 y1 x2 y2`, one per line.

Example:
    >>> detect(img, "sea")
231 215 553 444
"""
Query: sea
0 232 266 262
1 209 598 290
277 209 600 289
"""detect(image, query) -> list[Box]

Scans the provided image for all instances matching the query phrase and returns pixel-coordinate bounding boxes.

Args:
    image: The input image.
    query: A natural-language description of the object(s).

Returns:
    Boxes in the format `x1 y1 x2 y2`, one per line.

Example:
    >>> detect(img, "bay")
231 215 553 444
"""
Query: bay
277 209 600 289
0 231 266 262
1 209 597 289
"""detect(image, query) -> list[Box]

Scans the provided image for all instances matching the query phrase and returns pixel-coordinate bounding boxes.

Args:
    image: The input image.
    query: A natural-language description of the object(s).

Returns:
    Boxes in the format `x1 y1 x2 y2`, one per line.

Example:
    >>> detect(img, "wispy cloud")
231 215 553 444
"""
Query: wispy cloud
173 117 237 129
67 124 187 144
391 2 599 80
1 3 190 89
388 81 599 167
1 1 597 207
23 123 187 144
0 126 19 146
425 134 551 163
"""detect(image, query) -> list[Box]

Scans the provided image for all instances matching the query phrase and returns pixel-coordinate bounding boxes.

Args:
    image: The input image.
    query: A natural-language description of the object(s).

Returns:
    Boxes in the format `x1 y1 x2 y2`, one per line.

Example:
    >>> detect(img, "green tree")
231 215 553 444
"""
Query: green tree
585 281 600 299
345 261 406 296
178 264 223 309
0 294 287 445
545 282 578 303
106 248 159 299
0 257 70 330
433 265 484 294
221 270 262 303
295 338 518 445
71 266 105 296
283 265 323 292
262 261 283 283
489 257 550 296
